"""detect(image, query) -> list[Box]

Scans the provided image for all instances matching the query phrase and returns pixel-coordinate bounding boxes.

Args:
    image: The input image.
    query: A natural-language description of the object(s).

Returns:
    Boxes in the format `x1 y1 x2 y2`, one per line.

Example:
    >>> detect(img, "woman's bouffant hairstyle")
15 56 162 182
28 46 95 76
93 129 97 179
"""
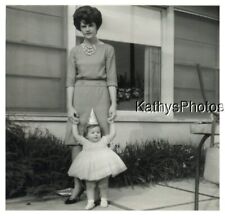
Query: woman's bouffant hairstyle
73 6 102 31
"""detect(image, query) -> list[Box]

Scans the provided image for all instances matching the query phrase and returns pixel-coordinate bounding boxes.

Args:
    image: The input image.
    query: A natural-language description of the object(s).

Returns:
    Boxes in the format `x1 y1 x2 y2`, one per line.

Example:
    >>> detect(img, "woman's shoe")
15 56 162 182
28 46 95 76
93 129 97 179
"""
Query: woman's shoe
64 197 80 204
64 188 85 205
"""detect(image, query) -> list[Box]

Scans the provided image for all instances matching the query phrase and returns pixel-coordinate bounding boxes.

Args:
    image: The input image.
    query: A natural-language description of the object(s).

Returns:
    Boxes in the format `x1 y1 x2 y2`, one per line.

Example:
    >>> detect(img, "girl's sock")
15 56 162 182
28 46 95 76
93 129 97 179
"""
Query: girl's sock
85 199 95 210
100 198 108 207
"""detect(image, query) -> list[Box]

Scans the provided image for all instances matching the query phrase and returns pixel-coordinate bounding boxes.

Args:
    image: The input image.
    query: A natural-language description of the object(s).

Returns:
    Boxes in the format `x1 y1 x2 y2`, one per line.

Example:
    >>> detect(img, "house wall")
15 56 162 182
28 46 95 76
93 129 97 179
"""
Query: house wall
6 6 219 149
10 115 214 149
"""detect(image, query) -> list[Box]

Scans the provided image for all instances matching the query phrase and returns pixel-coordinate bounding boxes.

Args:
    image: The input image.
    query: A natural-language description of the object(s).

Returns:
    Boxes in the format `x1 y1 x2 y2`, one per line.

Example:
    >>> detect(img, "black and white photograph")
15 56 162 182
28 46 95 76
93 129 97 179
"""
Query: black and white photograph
3 1 222 212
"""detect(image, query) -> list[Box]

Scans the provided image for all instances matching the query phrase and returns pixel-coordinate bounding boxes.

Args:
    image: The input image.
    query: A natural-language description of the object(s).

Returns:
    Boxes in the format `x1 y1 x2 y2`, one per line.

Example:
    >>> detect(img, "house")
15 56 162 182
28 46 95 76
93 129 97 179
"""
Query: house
6 5 219 147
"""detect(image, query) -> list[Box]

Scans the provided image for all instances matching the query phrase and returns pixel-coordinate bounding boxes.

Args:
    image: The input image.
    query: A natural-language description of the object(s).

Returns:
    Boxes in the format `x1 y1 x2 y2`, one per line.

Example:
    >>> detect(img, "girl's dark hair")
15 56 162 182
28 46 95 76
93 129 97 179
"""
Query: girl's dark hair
73 6 102 31
83 124 103 138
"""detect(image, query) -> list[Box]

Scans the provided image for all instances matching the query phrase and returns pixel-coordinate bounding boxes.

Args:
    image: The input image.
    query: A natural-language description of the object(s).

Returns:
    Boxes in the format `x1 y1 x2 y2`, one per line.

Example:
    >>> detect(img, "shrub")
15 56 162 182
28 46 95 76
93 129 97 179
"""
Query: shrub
6 119 72 198
6 119 203 198
110 140 203 187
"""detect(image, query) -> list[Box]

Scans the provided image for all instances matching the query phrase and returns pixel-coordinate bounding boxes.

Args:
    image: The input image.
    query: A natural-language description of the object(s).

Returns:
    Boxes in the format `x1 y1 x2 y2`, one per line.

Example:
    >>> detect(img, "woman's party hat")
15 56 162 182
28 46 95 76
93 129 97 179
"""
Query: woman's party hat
87 108 99 125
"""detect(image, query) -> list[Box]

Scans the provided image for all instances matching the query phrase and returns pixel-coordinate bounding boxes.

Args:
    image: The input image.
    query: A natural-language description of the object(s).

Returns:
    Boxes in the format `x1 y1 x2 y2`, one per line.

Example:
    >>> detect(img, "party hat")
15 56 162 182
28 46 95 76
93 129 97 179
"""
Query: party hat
87 108 99 125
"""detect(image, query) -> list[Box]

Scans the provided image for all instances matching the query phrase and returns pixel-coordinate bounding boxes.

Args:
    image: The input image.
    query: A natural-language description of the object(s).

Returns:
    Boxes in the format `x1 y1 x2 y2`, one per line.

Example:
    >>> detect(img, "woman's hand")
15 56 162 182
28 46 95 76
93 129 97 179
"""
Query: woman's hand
108 86 117 121
68 106 79 124
107 117 116 140
108 104 117 121
107 117 114 124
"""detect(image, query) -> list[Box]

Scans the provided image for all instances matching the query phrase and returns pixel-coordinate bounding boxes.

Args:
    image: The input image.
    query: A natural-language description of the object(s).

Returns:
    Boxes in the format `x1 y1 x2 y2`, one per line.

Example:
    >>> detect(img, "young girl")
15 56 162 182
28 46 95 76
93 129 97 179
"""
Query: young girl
68 110 127 210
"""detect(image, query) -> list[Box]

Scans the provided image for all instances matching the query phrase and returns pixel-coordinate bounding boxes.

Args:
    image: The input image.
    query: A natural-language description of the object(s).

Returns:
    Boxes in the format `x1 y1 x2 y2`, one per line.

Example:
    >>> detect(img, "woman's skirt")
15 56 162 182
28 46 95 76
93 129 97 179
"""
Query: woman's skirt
64 80 110 145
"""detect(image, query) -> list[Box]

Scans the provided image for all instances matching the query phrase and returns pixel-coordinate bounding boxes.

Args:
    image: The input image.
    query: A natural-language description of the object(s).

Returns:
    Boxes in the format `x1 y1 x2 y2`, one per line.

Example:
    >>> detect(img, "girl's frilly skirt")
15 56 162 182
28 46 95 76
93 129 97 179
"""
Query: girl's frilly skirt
68 147 127 181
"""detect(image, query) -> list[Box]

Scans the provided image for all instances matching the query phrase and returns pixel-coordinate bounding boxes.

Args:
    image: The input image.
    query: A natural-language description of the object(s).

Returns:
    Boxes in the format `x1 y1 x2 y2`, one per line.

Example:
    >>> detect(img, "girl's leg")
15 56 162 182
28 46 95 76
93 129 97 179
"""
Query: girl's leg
98 177 109 207
85 181 96 210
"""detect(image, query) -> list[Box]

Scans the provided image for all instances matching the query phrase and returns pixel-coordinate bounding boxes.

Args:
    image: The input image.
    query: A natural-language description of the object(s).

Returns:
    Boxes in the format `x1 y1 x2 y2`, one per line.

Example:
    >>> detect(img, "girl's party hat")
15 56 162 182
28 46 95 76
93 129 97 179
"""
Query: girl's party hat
87 108 99 125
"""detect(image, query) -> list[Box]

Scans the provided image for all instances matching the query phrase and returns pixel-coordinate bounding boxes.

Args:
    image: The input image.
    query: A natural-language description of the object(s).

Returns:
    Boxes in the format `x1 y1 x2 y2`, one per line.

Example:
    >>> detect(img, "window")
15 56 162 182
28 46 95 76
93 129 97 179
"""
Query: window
174 9 219 118
111 41 161 111
6 6 67 113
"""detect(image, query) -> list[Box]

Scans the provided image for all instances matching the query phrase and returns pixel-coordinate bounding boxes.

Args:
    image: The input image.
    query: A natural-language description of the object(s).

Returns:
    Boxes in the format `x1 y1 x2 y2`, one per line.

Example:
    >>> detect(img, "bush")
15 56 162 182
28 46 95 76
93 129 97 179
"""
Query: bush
6 119 203 198
110 140 203 187
6 118 72 198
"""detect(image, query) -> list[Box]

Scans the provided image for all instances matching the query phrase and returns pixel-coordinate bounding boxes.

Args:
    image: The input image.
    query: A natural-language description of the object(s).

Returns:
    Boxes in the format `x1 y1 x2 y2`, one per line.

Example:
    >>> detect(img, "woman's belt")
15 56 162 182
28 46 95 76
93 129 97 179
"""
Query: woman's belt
75 79 107 87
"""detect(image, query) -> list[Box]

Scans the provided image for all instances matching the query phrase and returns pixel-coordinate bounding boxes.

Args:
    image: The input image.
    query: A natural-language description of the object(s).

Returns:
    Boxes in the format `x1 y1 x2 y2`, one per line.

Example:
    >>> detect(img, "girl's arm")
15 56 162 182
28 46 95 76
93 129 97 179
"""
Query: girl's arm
72 124 87 144
108 86 117 121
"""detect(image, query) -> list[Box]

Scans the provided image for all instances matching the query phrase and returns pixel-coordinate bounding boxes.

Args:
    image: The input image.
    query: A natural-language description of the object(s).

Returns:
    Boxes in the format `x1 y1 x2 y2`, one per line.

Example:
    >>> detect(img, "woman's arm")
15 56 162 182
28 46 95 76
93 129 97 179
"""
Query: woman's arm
108 86 117 121
67 86 74 110
106 45 117 121
67 87 79 124
66 48 79 123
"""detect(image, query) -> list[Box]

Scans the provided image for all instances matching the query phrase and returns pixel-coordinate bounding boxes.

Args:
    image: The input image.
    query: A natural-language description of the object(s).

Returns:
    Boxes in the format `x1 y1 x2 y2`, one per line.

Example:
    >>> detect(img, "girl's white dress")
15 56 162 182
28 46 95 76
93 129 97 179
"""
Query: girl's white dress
68 136 127 181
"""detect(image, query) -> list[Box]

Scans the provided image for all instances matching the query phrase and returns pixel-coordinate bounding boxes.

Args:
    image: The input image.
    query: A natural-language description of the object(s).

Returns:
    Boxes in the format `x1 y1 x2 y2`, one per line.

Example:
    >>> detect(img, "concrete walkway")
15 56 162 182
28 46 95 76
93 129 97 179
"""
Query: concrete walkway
6 178 219 211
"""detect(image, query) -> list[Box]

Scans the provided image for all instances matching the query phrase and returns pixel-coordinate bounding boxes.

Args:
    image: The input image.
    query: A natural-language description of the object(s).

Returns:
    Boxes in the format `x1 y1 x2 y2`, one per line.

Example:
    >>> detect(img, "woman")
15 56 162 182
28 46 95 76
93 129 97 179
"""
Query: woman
64 5 117 204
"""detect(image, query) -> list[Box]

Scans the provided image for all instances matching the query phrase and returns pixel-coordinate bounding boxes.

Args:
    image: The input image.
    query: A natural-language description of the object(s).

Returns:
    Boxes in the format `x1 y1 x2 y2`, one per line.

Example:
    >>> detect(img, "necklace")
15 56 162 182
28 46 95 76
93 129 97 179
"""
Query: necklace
81 43 97 56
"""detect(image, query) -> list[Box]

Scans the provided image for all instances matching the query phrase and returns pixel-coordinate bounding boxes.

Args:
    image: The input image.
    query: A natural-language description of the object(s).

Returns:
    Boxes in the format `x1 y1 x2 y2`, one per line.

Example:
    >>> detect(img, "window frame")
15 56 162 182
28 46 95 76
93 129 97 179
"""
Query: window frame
6 6 68 113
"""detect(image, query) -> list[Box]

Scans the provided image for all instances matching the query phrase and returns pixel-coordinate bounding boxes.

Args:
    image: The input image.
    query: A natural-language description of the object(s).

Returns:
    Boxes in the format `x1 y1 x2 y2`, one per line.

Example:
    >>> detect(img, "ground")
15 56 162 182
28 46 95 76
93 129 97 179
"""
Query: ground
6 178 219 210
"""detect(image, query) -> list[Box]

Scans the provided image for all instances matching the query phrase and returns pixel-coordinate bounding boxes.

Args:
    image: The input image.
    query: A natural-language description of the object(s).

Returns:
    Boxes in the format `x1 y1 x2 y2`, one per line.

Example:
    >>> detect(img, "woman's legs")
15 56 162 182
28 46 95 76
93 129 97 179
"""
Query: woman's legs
70 145 83 199
70 177 82 199
65 145 83 204
85 181 96 210
98 177 109 207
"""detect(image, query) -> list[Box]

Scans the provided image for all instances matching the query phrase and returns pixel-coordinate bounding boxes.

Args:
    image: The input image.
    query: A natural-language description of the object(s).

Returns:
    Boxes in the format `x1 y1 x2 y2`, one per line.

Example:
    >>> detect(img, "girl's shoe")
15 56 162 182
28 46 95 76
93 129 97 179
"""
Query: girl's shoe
100 198 108 208
64 187 85 204
85 200 95 210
